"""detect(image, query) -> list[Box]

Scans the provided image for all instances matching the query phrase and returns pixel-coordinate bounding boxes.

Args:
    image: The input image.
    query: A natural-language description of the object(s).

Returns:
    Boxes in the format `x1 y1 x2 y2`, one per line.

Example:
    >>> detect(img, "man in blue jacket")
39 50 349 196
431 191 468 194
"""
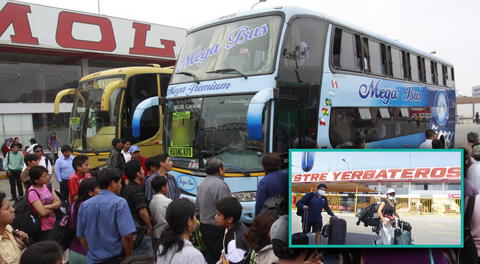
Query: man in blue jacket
255 153 288 215
296 184 335 244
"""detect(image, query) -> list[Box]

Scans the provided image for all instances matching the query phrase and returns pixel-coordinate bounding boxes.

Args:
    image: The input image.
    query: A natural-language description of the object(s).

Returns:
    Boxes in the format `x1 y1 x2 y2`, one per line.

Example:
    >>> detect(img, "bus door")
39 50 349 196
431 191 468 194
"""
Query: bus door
272 96 317 165
120 73 162 157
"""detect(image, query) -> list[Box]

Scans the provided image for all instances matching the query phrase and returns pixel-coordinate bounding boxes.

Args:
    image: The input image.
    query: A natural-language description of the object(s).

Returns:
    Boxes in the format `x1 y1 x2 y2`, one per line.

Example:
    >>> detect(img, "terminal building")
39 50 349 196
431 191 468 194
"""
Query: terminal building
0 0 186 146
473 85 480 97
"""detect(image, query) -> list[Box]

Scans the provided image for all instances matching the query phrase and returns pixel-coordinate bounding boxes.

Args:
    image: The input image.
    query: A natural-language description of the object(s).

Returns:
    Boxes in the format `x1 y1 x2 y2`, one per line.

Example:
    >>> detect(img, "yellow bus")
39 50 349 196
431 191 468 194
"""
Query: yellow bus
54 65 171 169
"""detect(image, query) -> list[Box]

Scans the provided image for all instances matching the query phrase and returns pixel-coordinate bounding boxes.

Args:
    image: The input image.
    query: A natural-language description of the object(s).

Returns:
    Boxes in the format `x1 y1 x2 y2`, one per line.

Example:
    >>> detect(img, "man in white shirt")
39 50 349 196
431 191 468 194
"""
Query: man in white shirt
468 144 480 192
23 145 53 175
419 129 436 149
121 140 131 163
26 138 38 154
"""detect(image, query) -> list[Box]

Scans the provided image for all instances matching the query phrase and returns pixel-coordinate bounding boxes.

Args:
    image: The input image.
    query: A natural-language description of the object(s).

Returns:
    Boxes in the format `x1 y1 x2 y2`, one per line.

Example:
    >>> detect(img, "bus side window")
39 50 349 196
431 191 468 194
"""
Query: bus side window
410 54 419 82
362 37 370 73
438 63 446 86
159 74 171 97
390 47 403 79
401 51 411 80
425 59 433 84
431 61 438 84
380 43 388 76
338 30 357 71
368 39 383 75
332 28 342 68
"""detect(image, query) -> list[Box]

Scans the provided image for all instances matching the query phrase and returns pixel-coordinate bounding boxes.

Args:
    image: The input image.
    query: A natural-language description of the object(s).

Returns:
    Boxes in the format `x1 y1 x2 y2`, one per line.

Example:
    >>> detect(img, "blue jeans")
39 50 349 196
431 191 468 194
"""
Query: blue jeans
133 235 153 256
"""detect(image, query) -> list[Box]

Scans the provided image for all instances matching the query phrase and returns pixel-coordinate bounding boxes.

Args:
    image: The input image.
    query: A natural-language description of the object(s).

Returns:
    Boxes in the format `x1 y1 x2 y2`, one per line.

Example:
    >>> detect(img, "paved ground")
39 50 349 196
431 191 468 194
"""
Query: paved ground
455 123 480 147
291 211 461 245
0 171 60 201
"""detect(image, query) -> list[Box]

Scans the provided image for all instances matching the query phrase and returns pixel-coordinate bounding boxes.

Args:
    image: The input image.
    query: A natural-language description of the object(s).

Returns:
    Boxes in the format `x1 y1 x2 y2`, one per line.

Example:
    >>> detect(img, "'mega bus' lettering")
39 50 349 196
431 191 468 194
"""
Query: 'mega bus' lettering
176 44 221 72
358 80 398 104
403 87 422 101
226 24 269 49
176 24 269 72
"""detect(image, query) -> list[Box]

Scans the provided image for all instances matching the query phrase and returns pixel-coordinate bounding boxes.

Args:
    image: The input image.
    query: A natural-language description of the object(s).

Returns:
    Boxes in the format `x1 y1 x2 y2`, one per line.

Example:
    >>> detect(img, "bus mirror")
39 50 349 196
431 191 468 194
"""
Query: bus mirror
54 88 76 114
247 88 275 140
132 96 164 138
100 80 127 111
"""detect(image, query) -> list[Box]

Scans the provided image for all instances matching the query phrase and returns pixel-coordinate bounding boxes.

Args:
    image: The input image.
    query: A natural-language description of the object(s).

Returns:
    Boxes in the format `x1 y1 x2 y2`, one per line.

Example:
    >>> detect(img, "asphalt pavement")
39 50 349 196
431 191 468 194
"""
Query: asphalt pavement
291 211 461 246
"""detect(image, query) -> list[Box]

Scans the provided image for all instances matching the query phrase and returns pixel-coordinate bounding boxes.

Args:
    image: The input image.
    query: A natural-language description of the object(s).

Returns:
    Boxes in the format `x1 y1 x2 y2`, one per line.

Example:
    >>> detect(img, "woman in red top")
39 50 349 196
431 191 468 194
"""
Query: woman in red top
1 139 11 157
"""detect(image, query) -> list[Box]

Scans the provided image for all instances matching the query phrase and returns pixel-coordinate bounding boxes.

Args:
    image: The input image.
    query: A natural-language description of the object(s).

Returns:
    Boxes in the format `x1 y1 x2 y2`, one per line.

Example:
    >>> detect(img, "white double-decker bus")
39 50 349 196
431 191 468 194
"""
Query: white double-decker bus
133 6 455 222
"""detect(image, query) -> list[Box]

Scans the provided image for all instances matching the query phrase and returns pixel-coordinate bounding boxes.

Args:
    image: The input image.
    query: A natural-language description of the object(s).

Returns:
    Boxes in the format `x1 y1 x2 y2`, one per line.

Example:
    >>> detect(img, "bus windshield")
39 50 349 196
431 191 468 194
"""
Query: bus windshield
165 95 265 173
70 76 124 152
171 15 283 84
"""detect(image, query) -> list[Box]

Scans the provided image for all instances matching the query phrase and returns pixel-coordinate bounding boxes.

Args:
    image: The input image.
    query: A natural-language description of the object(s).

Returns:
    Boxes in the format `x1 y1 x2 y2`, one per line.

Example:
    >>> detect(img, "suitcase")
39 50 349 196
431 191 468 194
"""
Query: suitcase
394 221 412 245
291 208 310 245
328 217 347 244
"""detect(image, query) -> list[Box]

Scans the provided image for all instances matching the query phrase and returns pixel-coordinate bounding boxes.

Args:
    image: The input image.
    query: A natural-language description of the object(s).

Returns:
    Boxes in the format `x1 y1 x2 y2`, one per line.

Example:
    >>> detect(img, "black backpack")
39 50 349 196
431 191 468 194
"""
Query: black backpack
356 201 386 228
296 192 314 216
459 195 479 264
260 194 287 216
45 184 74 250
12 189 42 238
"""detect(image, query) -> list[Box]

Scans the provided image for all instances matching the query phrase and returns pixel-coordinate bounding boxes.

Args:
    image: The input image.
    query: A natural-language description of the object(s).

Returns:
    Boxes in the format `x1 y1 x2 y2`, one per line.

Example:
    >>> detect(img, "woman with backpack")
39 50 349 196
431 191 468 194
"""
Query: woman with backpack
69 178 100 264
27 166 61 242
244 211 279 264
0 191 29 264
157 199 207 264
374 188 400 245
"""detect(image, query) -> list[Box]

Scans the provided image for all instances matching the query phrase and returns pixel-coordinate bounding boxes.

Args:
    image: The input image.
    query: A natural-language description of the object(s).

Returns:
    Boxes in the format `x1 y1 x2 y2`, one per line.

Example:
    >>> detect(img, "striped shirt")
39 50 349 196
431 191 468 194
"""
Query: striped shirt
145 173 180 201
149 193 172 239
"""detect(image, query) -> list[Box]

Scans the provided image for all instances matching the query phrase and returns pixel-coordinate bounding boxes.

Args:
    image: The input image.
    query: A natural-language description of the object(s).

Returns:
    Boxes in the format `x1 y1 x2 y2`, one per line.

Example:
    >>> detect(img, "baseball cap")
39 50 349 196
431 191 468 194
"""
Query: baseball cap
129 145 140 153
387 188 395 194
473 144 480 156
270 215 288 243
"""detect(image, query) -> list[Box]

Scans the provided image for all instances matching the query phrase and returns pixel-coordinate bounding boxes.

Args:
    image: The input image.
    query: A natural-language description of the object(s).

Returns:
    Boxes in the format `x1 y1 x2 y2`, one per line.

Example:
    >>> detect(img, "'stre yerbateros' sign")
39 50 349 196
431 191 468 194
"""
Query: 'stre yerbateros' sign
292 167 461 183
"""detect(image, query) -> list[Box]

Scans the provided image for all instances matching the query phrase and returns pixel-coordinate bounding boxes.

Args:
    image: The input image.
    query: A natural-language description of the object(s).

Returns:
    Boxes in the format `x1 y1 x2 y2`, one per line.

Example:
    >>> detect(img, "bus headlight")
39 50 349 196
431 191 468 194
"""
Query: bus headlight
232 192 256 202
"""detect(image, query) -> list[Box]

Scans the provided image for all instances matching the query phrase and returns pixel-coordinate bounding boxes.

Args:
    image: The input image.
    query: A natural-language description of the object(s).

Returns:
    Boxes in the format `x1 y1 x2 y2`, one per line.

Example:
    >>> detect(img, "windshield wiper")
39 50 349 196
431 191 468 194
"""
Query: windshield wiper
176 71 200 84
223 163 249 177
206 68 248 79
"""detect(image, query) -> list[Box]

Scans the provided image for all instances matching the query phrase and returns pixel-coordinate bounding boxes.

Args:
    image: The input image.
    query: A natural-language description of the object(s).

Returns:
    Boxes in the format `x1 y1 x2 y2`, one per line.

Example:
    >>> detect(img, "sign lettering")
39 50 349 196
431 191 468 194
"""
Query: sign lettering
168 146 193 157
0 1 184 59
292 167 461 183
359 80 398 104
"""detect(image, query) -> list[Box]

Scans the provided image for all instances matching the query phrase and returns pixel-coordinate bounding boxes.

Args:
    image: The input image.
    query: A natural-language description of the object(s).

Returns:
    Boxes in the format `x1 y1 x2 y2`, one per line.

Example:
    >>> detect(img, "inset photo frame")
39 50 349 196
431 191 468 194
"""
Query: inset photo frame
288 149 463 248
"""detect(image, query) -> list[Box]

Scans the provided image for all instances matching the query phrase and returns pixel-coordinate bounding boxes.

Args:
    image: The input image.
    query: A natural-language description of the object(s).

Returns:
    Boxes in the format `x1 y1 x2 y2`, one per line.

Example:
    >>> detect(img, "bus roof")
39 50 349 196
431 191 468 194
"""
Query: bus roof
80 65 173 82
189 6 452 66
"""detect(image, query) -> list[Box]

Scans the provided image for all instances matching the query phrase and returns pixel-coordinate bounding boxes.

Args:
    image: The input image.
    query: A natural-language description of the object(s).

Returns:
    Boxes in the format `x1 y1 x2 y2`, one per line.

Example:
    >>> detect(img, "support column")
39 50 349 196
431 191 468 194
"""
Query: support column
81 58 89 77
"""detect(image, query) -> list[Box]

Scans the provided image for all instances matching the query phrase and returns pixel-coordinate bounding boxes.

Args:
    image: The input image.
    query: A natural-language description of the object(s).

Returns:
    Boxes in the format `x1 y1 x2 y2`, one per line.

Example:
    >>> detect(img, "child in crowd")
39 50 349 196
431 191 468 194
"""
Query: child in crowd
244 211 279 264
67 155 92 204
20 241 63 264
149 175 171 257
21 154 40 191
69 178 100 264
157 199 206 264
121 160 152 255
215 197 248 264
144 157 158 186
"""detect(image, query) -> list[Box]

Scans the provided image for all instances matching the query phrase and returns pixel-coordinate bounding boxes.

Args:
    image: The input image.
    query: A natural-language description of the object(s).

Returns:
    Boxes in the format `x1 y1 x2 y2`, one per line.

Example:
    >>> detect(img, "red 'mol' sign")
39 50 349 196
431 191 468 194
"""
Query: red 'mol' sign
0 1 186 59
292 167 461 183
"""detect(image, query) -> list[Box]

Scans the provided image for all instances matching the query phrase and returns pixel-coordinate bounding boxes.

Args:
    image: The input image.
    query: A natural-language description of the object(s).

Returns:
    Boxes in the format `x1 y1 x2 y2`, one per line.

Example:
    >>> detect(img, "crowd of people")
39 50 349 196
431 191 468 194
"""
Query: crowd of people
0 131 473 264
0 137 297 264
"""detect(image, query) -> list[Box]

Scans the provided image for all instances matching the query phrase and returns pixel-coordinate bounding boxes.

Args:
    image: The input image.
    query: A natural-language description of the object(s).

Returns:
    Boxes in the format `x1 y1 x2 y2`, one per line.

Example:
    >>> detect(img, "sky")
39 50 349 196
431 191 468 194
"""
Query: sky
291 151 461 173
19 0 480 96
